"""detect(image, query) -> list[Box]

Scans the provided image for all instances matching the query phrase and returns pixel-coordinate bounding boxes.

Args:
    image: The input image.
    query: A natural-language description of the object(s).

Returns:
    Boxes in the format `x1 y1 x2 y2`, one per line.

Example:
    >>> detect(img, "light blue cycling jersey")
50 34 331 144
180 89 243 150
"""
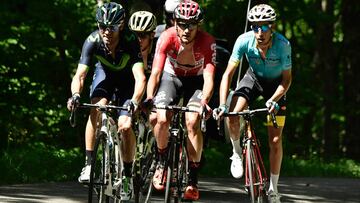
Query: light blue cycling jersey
230 31 292 79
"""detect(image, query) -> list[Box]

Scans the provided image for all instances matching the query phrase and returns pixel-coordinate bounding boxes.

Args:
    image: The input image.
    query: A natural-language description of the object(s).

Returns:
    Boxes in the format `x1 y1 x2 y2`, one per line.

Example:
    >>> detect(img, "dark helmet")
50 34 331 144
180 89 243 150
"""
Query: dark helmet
174 0 203 23
96 2 126 26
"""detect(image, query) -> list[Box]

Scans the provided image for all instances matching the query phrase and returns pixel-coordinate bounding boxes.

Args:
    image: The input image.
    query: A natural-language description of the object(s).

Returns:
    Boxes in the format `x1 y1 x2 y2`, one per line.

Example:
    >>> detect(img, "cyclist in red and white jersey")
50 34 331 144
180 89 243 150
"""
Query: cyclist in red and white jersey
145 1 216 201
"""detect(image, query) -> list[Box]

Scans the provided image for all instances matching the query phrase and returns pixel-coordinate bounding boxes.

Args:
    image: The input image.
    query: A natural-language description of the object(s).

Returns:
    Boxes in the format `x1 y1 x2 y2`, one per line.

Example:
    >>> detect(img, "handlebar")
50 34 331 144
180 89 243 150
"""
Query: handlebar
69 103 130 127
152 104 207 133
222 107 278 128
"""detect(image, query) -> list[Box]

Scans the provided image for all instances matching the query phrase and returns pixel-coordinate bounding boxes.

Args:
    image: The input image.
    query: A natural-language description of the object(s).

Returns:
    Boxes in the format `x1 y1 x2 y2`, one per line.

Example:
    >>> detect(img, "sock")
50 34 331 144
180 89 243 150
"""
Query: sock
269 173 279 193
157 147 168 163
85 150 93 165
188 161 200 186
123 161 133 177
231 138 241 156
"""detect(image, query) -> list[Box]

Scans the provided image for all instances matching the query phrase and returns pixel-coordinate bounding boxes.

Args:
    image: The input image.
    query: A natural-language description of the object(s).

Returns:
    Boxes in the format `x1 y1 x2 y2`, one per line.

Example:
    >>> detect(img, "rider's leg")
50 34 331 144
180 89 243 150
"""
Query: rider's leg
267 124 284 193
226 96 248 155
118 115 136 176
184 112 202 200
85 97 107 164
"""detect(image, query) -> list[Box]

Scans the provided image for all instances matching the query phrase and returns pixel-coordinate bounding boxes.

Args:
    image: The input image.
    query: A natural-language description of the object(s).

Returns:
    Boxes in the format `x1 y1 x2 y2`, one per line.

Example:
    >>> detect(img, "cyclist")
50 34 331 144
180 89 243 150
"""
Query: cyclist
145 1 216 201
128 10 157 76
66 2 146 201
213 4 292 203
154 0 184 38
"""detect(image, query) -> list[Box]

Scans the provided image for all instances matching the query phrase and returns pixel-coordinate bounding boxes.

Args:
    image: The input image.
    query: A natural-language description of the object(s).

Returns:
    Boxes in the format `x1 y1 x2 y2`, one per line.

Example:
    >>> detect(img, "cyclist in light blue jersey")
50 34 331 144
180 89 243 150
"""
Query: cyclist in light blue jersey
213 4 292 203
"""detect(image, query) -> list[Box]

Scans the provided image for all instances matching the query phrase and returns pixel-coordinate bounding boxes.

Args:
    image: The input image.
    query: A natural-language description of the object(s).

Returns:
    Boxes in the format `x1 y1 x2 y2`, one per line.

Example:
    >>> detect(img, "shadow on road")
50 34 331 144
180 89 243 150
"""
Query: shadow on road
0 177 359 203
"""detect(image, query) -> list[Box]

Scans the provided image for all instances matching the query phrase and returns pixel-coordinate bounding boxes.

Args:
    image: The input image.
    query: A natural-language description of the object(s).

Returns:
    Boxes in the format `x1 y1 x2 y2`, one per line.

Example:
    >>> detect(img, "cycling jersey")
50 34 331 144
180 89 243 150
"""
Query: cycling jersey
230 31 291 79
79 28 142 72
78 28 143 106
152 26 216 77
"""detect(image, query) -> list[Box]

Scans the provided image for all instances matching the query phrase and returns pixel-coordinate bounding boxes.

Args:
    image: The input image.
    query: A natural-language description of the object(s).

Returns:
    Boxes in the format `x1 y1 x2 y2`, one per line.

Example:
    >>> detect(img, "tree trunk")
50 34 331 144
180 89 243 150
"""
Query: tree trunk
314 0 339 159
341 0 360 161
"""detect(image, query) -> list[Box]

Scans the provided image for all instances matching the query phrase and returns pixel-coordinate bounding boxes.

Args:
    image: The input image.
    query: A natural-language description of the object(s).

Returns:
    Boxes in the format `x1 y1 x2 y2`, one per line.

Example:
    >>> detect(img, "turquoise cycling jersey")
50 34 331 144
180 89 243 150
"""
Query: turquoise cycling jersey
230 31 292 79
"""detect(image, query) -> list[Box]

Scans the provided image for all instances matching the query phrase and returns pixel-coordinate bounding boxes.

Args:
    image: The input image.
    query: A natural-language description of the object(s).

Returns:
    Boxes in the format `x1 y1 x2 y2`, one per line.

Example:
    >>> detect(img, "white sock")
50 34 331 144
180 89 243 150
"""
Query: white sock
231 138 241 156
269 173 279 193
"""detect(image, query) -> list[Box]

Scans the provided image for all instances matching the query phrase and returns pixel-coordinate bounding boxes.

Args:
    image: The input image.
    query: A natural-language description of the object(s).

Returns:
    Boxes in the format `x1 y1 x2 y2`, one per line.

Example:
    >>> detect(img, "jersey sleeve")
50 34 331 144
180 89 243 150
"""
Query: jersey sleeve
152 30 171 71
281 41 292 70
229 34 247 65
78 32 99 66
203 36 216 74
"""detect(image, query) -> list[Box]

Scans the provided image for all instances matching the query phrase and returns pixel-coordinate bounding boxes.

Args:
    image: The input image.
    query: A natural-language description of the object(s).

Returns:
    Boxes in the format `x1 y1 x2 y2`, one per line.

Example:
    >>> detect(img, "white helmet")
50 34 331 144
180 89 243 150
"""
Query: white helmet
129 11 157 32
247 4 276 22
164 0 183 13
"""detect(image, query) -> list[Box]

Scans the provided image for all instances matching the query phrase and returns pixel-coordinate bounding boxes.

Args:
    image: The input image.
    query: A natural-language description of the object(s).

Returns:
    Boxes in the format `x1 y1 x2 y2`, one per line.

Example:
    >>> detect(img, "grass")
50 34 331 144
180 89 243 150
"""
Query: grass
0 141 359 185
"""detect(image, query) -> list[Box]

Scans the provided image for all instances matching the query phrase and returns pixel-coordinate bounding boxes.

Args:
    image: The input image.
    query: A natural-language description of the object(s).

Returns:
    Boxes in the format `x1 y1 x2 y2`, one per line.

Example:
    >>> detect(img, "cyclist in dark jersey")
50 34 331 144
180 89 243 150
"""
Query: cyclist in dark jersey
213 4 292 203
145 1 216 201
128 10 158 77
67 2 146 200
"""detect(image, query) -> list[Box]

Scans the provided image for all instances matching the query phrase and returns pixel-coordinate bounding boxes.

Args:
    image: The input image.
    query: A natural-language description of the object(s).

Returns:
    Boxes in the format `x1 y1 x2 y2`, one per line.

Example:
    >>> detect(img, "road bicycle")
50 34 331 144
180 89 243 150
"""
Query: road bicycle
221 107 278 203
153 104 207 203
132 111 157 203
70 103 130 203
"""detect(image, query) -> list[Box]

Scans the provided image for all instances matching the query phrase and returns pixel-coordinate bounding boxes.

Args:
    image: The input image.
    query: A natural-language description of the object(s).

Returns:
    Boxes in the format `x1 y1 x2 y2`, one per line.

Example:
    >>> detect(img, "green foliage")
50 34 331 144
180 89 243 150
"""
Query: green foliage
0 142 83 185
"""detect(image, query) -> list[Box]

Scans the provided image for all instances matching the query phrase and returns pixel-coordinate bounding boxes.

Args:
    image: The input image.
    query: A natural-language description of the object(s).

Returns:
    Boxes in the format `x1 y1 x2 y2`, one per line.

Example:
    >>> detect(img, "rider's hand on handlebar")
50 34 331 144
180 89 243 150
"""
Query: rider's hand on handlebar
67 93 80 111
128 99 139 113
213 104 228 120
141 98 154 114
200 100 212 120
265 100 280 113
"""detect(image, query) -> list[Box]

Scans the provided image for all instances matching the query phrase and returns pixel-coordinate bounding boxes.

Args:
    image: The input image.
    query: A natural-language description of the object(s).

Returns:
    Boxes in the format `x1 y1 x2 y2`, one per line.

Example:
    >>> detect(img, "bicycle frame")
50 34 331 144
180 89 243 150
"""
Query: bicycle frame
70 103 128 203
223 108 277 203
153 105 206 203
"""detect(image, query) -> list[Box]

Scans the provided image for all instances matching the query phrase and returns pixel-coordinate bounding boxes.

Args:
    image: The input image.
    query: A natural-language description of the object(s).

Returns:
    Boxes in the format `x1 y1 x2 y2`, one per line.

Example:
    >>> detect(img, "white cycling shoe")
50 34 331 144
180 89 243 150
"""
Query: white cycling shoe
78 165 91 183
230 153 244 179
268 190 281 203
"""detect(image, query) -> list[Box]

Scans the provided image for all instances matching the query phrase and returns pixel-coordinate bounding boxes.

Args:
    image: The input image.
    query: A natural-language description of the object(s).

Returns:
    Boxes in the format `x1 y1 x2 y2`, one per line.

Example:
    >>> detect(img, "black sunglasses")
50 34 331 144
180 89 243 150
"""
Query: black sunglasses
98 24 120 32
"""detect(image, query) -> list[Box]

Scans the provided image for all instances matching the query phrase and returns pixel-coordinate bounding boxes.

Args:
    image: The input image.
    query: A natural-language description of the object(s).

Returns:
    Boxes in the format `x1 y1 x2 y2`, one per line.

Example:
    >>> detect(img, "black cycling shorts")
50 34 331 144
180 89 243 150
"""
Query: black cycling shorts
234 68 286 116
154 72 203 108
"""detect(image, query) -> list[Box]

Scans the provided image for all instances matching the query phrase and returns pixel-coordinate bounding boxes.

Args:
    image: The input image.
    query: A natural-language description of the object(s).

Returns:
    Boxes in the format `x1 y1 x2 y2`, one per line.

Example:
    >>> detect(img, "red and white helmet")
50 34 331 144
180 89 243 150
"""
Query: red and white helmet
174 0 203 23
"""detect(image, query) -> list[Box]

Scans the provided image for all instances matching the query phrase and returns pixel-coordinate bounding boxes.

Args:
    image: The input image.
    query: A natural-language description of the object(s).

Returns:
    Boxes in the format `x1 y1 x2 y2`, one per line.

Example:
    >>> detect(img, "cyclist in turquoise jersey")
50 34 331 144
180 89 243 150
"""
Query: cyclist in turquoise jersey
67 2 146 201
213 4 292 203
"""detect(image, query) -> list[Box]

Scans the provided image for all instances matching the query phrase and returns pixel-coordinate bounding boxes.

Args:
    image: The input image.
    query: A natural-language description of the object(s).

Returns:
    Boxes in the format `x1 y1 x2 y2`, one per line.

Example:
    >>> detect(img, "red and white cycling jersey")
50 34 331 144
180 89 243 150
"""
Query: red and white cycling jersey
152 26 216 76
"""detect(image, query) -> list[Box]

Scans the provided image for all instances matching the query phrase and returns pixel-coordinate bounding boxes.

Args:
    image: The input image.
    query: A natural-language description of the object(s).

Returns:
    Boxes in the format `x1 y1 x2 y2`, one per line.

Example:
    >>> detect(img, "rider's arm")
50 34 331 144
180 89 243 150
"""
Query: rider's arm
268 68 292 102
146 68 162 100
202 67 215 104
131 62 147 103
268 40 292 102
146 32 169 100
219 60 239 106
71 64 89 95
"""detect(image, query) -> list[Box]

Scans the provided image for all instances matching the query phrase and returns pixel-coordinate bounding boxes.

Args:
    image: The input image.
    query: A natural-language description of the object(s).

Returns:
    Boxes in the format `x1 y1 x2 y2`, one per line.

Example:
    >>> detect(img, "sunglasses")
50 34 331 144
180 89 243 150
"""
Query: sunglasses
250 24 272 33
136 32 151 39
98 24 120 32
177 22 197 30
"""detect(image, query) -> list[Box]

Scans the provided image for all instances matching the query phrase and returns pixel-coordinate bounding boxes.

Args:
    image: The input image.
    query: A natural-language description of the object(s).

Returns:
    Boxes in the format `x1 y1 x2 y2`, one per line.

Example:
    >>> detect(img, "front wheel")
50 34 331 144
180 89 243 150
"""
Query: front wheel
245 139 267 203
89 133 108 203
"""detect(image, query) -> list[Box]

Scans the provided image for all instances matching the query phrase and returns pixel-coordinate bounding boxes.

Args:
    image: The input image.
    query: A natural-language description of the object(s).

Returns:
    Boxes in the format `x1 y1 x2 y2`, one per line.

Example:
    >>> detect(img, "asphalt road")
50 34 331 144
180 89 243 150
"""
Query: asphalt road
0 177 359 203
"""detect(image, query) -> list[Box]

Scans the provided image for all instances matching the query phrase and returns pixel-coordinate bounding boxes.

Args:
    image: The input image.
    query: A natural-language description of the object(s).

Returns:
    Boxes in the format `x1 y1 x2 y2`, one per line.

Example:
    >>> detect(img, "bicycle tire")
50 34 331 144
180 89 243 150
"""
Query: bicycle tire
246 139 267 203
134 136 156 203
164 142 174 203
178 142 188 201
89 133 108 203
